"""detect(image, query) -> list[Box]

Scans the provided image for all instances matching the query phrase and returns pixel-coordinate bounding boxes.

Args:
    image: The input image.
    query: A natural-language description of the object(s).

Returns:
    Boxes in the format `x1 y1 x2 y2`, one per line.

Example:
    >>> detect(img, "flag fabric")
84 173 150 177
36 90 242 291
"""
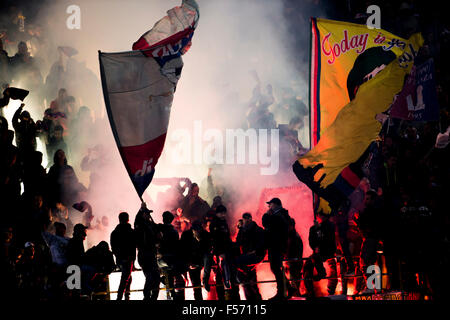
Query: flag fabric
58 46 78 57
295 18 423 209
99 0 199 198
1 87 29 108
390 58 440 121
5 87 29 101
132 0 199 64
309 18 420 146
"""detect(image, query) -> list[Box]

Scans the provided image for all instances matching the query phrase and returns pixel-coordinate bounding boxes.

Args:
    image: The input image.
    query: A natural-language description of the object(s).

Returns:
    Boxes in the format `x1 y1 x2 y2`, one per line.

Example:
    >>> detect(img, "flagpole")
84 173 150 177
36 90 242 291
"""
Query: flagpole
309 17 317 222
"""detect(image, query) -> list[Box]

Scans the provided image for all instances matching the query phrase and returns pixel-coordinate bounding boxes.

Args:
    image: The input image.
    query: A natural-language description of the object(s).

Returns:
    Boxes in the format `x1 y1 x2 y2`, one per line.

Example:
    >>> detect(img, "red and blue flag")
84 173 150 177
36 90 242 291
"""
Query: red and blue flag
99 0 199 198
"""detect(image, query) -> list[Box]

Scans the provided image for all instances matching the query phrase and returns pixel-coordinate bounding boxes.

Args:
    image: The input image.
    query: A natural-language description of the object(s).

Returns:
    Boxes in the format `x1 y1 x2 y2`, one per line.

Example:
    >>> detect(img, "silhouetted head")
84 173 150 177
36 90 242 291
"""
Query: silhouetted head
162 211 174 224
58 88 67 101
18 41 28 55
364 190 378 208
32 194 43 209
97 241 109 252
118 212 129 224
24 242 35 258
242 212 252 227
54 222 66 237
215 205 227 219
190 183 199 198
20 110 30 121
31 151 43 165
73 223 87 240
53 149 67 166
266 197 282 211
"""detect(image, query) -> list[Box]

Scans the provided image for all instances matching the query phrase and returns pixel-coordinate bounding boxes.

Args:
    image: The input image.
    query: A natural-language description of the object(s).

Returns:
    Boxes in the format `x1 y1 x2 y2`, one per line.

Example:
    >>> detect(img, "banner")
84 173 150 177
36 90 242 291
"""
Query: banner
390 58 439 121
99 0 199 198
0 87 29 108
295 18 424 209
310 18 421 146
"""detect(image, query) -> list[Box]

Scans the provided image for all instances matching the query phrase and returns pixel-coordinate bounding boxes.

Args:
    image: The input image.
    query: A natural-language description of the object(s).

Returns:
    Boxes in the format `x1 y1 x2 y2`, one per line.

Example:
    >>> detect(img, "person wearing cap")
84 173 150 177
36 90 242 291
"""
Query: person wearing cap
134 202 160 301
180 220 211 300
110 212 136 301
262 197 294 300
266 197 291 221
66 223 87 267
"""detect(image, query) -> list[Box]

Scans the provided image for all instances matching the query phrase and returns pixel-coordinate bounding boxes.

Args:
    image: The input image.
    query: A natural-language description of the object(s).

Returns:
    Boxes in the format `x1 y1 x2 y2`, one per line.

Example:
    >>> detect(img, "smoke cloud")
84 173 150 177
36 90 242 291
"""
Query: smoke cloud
4 0 320 296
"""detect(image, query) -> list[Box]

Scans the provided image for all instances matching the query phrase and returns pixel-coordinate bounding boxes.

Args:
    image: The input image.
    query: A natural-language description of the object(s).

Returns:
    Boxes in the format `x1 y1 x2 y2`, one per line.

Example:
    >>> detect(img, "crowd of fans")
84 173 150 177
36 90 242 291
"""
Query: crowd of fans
0 0 449 302
0 1 113 301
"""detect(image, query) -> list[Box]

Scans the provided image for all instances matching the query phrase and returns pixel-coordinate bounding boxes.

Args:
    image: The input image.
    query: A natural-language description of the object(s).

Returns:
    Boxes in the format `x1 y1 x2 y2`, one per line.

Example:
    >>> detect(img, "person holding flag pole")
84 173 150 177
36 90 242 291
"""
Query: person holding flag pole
99 0 199 300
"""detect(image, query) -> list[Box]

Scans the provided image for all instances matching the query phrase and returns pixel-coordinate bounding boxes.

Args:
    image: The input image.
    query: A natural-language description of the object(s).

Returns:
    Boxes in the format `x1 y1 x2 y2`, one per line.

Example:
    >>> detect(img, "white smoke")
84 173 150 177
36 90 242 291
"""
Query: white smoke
19 0 315 259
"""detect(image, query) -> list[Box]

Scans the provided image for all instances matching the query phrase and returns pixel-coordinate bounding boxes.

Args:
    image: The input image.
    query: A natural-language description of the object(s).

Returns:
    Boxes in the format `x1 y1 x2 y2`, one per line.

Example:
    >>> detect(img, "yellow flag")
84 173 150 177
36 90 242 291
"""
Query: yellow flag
310 18 423 145
302 28 423 188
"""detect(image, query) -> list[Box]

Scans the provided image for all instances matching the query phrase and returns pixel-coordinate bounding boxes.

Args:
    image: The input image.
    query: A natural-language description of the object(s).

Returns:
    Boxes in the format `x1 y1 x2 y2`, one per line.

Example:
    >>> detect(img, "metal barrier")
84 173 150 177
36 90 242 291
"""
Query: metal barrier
90 254 396 300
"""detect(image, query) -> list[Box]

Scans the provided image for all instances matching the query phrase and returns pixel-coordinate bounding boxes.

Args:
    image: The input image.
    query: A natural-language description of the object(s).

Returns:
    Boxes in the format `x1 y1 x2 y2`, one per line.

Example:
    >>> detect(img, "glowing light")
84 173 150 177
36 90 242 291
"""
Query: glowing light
108 269 213 300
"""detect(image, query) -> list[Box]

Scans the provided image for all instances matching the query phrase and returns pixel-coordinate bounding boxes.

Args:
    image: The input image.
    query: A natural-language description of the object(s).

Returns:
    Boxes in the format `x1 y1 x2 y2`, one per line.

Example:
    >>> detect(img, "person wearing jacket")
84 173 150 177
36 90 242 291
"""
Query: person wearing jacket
206 205 234 293
157 211 185 300
47 149 86 208
303 211 337 298
66 223 87 267
110 212 136 301
354 189 385 293
12 103 38 161
180 220 211 300
0 39 10 86
262 198 294 300
286 218 303 297
180 182 210 222
134 203 161 301
235 212 266 300
81 241 115 296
